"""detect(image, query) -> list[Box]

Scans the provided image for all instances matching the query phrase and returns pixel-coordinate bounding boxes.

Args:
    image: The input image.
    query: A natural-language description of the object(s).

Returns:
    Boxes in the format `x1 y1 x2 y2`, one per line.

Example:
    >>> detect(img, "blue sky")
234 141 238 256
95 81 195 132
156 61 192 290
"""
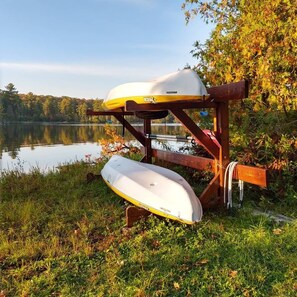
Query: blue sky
0 0 212 99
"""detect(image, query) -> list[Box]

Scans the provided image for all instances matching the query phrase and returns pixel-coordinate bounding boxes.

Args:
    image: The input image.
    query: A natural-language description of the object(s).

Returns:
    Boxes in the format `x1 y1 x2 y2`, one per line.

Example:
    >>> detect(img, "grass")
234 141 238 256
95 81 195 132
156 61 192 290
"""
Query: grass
0 161 296 296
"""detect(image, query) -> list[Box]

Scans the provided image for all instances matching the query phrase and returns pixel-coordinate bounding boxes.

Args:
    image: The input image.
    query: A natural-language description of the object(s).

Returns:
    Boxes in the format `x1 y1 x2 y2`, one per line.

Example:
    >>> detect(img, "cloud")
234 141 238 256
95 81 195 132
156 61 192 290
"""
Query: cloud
0 61 175 81
0 62 117 76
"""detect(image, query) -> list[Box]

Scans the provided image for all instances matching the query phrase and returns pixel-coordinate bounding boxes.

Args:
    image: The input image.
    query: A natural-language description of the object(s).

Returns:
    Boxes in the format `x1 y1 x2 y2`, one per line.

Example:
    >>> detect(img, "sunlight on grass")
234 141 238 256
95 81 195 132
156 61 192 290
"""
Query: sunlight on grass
0 162 296 296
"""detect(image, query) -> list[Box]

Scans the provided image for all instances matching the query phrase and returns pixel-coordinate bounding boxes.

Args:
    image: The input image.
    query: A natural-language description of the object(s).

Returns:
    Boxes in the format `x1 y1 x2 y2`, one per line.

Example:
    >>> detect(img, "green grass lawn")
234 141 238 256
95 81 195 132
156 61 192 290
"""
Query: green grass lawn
0 162 296 296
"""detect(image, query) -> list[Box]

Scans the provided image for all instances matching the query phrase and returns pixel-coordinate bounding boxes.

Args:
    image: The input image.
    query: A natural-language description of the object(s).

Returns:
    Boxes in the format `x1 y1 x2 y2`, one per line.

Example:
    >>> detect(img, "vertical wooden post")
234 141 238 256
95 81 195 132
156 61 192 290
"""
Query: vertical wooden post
143 118 152 163
215 102 230 205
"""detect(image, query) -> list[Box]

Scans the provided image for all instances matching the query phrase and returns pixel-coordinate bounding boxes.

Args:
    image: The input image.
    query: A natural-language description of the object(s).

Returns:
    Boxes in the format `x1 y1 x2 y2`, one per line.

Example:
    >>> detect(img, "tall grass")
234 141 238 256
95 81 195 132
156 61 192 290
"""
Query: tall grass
0 162 296 296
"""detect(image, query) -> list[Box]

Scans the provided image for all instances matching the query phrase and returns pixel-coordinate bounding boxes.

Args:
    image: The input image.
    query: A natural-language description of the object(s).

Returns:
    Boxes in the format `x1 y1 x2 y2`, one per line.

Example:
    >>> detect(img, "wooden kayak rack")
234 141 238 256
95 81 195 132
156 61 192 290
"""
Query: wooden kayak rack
87 80 269 214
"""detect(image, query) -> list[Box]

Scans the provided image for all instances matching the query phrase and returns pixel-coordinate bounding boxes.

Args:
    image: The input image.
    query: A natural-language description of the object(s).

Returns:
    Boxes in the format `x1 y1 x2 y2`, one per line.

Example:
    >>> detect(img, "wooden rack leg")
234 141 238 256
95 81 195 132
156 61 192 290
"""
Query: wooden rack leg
215 102 230 206
143 119 152 163
199 172 220 209
126 206 151 227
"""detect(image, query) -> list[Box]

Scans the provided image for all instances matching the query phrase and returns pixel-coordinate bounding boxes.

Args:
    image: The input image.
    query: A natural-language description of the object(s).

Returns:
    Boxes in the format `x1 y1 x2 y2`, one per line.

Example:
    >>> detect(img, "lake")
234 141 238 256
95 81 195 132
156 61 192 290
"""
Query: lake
0 123 187 172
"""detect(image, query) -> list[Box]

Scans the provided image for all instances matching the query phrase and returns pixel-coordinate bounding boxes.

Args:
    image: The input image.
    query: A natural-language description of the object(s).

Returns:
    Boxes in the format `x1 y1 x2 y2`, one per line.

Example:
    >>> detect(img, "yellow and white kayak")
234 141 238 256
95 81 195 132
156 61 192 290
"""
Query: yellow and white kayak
103 69 209 110
101 155 203 224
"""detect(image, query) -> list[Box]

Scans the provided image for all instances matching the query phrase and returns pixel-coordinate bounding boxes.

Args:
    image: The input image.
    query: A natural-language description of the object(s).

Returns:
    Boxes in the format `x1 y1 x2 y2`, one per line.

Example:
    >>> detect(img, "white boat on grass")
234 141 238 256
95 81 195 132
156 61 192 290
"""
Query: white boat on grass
101 155 203 224
103 69 209 110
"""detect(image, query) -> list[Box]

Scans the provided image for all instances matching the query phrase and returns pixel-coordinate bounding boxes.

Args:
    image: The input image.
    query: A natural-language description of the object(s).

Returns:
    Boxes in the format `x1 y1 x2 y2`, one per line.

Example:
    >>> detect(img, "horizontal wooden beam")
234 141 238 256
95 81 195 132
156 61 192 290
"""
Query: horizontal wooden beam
125 100 217 111
207 80 249 102
86 109 134 116
152 149 215 172
152 149 269 187
234 164 269 188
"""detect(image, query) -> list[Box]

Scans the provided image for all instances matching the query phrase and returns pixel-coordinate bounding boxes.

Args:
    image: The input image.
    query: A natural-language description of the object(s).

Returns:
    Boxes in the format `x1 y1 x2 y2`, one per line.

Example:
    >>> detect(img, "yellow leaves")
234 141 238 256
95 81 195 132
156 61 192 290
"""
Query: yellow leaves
229 270 238 278
173 282 180 290
273 228 282 235
225 72 233 83
199 258 210 265
99 125 140 157
193 258 210 266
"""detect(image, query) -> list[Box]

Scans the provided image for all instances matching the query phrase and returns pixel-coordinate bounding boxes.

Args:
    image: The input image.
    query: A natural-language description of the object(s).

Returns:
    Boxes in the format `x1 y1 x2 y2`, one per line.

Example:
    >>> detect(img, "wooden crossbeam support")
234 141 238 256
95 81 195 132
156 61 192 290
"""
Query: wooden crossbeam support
151 149 269 188
207 80 249 102
86 109 134 116
170 108 220 160
112 114 146 146
152 149 215 172
125 100 217 111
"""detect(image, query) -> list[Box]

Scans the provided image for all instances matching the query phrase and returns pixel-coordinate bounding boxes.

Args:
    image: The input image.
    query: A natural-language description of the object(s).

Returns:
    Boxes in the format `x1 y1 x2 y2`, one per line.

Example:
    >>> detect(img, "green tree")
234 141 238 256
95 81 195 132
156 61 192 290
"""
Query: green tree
77 101 88 122
43 97 58 121
0 83 22 121
59 97 77 122
91 99 104 123
22 92 36 119
182 0 297 114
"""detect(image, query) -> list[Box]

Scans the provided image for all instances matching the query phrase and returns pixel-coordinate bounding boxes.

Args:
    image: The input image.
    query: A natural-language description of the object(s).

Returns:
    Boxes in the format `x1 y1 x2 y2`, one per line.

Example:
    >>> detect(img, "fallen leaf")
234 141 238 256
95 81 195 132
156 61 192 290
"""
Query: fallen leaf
229 270 238 278
173 282 180 290
273 228 282 235
199 259 209 265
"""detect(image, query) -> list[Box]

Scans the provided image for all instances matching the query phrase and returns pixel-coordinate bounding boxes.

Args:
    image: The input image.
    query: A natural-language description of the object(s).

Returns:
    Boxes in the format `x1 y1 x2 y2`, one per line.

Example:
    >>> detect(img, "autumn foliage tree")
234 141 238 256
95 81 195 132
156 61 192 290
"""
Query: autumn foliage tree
183 1 297 202
182 0 297 115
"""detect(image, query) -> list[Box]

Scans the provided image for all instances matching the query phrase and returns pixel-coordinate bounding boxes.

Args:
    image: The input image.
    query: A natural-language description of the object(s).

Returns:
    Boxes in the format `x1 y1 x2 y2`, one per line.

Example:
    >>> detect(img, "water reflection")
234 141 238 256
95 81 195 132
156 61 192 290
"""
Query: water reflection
0 123 184 158
0 123 186 172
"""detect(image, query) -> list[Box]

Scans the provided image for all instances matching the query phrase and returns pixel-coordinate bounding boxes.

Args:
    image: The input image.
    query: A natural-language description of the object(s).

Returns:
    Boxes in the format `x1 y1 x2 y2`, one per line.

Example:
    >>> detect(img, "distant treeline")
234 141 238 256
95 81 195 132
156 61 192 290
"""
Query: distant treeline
0 83 197 124
0 83 107 123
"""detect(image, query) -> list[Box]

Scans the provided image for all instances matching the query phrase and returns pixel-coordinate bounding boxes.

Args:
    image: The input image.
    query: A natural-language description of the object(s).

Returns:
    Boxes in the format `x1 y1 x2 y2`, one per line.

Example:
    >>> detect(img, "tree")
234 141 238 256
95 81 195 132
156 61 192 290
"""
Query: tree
43 97 58 121
182 0 297 114
0 83 22 121
59 97 77 121
77 101 88 122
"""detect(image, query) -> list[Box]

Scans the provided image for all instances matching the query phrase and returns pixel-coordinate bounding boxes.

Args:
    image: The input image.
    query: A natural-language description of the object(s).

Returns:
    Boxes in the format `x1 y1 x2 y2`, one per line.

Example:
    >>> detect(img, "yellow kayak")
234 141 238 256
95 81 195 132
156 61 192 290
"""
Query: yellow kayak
101 155 203 224
103 69 209 110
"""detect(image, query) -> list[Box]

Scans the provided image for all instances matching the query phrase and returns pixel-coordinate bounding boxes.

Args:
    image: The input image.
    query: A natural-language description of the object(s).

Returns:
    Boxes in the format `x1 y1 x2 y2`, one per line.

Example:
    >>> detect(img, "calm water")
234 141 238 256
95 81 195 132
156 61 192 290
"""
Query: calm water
0 123 186 172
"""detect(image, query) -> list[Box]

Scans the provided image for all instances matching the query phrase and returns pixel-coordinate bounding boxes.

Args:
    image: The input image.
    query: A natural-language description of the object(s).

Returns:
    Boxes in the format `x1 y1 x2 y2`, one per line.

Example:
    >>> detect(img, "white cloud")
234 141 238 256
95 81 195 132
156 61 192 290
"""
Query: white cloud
0 60 180 98
0 60 179 79
0 62 123 77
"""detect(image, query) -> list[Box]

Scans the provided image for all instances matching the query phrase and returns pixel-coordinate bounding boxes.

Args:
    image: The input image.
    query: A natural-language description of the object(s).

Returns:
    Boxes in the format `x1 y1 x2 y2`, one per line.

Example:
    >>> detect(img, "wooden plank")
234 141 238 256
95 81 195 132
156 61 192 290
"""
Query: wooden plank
125 100 217 111
234 164 268 187
86 109 134 116
151 149 269 187
170 109 220 159
152 149 215 172
207 80 249 102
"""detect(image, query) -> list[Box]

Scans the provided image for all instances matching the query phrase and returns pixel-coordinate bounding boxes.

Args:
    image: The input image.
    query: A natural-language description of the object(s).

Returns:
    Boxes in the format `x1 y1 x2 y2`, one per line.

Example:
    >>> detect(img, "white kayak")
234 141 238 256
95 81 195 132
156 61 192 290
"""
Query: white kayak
101 155 203 224
103 69 209 110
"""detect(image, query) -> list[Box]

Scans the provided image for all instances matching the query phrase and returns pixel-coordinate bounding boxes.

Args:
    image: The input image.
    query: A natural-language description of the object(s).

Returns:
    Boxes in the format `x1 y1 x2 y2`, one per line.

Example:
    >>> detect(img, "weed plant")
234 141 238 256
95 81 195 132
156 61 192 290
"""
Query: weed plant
0 161 296 296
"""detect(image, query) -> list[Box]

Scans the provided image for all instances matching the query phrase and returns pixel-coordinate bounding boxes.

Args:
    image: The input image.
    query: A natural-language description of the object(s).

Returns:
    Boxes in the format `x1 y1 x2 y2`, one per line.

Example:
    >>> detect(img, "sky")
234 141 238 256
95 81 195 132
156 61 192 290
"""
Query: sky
0 0 213 99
